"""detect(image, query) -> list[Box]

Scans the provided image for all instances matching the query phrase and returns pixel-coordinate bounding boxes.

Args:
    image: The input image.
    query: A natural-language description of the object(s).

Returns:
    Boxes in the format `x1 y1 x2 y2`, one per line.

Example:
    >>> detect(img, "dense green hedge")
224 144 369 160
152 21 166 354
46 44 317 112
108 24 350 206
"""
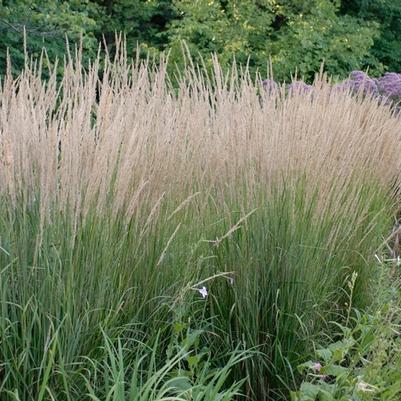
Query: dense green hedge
1 0 400 80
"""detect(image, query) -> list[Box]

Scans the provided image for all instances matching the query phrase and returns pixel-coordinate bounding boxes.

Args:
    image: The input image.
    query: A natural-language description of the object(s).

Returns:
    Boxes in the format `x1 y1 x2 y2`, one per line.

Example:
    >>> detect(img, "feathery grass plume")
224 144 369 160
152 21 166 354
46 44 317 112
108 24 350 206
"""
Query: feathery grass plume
0 43 401 400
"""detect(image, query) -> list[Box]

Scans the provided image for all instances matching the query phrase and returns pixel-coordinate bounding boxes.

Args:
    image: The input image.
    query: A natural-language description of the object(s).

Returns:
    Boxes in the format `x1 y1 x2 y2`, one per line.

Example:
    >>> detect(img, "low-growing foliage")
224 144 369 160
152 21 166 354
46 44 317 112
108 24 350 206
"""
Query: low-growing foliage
292 269 401 401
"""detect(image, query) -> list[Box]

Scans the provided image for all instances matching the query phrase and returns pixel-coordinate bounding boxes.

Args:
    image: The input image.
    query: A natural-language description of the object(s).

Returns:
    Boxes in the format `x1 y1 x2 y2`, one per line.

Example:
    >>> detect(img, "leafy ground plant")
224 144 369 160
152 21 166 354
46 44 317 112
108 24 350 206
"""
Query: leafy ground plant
291 270 401 401
83 330 248 401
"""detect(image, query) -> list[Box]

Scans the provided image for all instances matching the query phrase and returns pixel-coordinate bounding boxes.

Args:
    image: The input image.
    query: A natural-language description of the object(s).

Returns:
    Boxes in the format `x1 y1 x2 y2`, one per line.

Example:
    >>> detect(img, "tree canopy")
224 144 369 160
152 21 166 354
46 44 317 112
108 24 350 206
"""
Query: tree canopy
0 0 400 81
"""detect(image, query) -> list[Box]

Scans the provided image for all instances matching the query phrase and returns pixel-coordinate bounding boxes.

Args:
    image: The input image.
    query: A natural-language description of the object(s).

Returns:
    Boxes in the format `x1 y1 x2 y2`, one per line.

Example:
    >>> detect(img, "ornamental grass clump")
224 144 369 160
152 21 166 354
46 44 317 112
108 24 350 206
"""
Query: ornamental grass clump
1 47 401 400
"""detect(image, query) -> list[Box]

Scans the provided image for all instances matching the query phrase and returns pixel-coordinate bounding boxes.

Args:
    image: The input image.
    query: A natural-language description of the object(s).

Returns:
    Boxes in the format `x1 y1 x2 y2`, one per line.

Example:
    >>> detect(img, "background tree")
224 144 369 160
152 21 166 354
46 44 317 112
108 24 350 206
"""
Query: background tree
340 0 401 75
167 0 380 81
0 0 102 76
265 0 380 81
166 0 275 75
95 0 175 57
0 0 400 81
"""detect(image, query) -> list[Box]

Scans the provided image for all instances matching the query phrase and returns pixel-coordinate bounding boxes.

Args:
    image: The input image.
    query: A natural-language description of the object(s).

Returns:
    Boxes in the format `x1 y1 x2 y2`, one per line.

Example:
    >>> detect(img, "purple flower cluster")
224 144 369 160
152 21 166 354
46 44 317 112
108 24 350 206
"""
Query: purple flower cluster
262 79 278 94
377 72 401 101
261 70 401 110
287 81 313 94
342 71 401 106
343 71 379 96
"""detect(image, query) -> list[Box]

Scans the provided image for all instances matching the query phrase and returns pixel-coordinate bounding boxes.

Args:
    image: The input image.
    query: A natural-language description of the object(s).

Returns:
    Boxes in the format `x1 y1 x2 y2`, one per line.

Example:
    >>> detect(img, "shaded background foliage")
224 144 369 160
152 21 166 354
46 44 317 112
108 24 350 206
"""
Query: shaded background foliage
0 0 400 80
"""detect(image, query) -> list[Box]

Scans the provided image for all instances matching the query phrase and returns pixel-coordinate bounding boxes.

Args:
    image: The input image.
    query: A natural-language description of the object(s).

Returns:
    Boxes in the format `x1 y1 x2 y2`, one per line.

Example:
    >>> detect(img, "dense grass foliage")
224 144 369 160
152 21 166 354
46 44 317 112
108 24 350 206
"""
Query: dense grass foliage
1 50 401 400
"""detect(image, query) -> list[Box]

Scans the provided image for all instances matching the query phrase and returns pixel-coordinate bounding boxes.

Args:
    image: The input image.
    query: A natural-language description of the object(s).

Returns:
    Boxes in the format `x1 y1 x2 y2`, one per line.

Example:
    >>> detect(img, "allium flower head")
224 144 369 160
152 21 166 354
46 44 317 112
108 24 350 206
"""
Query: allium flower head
287 81 312 94
349 70 369 81
347 71 378 95
332 81 351 92
378 72 401 101
262 79 278 94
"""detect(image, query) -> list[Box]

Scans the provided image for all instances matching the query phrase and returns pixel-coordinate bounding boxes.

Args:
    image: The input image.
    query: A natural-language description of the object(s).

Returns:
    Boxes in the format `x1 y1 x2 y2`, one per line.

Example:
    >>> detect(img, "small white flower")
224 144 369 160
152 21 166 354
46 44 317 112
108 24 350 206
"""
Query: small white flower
197 286 208 299
312 362 322 372
356 380 378 393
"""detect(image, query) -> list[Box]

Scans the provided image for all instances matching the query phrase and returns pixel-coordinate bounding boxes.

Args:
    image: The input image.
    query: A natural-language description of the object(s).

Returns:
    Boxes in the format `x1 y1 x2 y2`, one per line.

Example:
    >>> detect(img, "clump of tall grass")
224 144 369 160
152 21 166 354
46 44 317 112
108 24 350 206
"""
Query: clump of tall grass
1 45 401 400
